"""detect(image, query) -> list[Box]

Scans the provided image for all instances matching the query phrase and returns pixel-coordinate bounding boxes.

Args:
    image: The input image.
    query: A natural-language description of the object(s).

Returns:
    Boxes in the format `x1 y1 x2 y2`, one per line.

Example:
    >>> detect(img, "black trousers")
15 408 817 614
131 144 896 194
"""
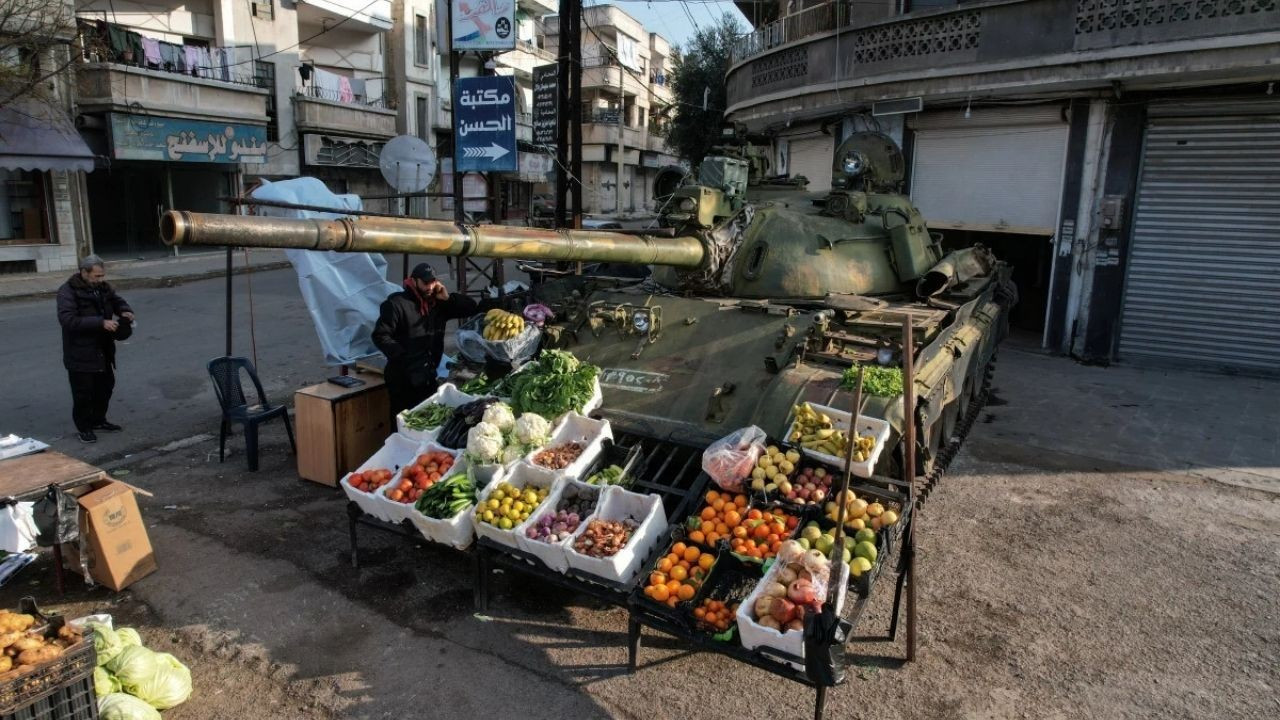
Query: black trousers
384 361 438 417
68 367 115 432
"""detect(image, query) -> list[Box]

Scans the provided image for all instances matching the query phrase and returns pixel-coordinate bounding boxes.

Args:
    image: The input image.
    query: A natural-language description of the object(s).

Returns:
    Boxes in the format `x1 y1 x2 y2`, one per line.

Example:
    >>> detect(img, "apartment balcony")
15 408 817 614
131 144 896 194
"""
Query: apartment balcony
75 62 268 124
647 134 670 153
518 0 558 17
726 0 1280 126
648 80 673 105
581 60 649 100
583 115 644 148
497 41 558 77
293 86 397 139
296 0 392 32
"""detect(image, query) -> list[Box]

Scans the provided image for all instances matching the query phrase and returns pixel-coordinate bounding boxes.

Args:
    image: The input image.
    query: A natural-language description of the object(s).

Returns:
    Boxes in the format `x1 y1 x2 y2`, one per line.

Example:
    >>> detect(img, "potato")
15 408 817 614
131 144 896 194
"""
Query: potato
11 636 43 652
753 597 775 619
0 631 21 649
0 655 11 672
18 646 61 665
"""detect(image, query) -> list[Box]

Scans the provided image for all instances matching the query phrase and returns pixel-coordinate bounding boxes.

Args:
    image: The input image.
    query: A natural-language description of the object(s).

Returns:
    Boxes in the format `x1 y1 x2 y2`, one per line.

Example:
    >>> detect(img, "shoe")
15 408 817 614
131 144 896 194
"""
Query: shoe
94 421 123 432
78 430 98 443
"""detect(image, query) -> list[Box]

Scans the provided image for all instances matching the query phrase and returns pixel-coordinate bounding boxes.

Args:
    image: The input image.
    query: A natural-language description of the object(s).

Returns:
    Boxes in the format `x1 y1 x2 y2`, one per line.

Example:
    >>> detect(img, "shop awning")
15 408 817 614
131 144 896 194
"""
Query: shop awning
0 99 96 173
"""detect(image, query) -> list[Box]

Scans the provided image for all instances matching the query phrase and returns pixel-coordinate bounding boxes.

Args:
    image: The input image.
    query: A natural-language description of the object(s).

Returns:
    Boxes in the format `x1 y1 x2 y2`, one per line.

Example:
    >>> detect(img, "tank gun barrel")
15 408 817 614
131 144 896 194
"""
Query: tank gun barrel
160 211 705 268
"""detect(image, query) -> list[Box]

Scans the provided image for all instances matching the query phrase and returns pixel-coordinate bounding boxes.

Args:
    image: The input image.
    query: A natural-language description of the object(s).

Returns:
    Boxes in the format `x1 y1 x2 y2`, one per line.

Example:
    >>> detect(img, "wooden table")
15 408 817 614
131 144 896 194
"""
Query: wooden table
0 450 106 596
294 372 390 486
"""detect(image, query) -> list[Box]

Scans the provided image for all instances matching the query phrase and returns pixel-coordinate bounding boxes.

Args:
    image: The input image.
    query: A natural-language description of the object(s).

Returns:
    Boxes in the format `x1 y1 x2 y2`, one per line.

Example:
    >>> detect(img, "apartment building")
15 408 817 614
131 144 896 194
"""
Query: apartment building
546 4 679 215
726 0 1280 373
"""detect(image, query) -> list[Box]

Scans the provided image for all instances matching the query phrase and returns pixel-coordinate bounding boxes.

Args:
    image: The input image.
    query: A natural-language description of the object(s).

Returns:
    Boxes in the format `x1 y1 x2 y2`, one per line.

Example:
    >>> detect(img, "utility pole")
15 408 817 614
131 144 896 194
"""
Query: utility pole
616 61 625 215
554 0 571 229
568 0 583 229
448 1 465 291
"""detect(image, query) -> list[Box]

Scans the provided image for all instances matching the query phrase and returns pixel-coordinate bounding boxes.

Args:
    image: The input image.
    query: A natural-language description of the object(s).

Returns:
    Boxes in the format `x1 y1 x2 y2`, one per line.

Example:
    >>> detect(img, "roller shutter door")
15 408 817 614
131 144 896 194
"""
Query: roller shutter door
788 135 833 193
910 106 1068 234
1118 105 1280 371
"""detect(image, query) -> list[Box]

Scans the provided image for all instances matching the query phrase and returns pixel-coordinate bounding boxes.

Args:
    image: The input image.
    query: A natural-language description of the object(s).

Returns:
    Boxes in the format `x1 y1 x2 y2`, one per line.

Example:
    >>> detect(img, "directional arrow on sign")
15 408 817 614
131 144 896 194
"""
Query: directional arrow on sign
462 143 510 161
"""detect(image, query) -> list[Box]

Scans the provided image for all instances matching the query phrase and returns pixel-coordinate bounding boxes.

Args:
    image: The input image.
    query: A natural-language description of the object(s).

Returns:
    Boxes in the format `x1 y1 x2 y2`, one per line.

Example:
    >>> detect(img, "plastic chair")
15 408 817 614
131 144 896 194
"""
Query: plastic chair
207 356 296 471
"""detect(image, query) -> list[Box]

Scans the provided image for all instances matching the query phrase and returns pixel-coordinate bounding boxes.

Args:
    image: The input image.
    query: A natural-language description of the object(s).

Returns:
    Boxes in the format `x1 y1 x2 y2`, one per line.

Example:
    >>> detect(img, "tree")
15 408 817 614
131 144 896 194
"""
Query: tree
0 0 78 109
667 13 741 166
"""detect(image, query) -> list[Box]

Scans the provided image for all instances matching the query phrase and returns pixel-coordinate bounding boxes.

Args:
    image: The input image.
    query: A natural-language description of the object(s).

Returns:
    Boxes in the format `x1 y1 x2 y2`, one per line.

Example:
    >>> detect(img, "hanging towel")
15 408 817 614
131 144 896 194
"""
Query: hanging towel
105 24 130 62
197 46 213 78
159 42 181 72
184 45 201 76
349 77 367 102
141 36 162 68
311 67 342 101
126 31 145 66
338 75 354 103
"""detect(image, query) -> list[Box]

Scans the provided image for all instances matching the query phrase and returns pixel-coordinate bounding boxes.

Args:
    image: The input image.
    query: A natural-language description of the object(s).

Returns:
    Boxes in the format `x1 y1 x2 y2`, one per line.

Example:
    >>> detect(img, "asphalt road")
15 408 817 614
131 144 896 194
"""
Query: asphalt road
0 268 327 465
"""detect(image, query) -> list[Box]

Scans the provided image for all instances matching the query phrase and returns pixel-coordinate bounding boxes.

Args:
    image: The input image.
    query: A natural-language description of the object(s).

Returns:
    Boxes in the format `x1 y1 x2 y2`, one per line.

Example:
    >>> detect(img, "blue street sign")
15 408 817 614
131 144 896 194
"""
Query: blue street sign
454 76 518 173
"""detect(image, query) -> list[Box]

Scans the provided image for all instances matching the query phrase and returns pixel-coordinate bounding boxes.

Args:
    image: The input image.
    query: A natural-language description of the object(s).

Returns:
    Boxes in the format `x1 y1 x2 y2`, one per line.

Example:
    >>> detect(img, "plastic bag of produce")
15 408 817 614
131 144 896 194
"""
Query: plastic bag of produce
107 646 193 710
94 667 121 697
98 693 162 720
116 627 142 647
456 313 542 366
702 426 767 492
89 622 124 667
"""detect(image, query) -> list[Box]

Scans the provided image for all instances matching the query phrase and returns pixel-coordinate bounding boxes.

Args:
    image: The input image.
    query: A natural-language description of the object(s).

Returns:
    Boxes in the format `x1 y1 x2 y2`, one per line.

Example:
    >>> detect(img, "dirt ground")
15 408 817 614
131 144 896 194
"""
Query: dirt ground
3 362 1278 719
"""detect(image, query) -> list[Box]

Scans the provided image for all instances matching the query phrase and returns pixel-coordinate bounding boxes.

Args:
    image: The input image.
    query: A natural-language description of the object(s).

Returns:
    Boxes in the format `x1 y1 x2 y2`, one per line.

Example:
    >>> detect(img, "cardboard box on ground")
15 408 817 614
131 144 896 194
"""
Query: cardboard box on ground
59 474 156 591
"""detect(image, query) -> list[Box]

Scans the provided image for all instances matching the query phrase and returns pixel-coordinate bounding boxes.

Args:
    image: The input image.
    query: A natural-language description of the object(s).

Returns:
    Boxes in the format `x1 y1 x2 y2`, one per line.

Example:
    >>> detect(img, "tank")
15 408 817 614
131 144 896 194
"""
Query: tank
160 133 1015 478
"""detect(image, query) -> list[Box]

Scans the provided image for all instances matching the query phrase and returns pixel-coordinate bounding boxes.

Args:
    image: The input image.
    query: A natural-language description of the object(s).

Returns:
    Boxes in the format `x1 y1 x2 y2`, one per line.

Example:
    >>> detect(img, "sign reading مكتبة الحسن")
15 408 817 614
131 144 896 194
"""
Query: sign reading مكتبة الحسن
108 114 267 164
451 0 516 51
454 76 518 173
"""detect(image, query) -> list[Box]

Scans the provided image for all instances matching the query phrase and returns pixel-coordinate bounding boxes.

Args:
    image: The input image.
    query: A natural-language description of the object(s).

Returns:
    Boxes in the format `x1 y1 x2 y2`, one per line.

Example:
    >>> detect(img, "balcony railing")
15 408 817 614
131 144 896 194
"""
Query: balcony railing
731 2 852 64
75 18 263 88
296 83 393 109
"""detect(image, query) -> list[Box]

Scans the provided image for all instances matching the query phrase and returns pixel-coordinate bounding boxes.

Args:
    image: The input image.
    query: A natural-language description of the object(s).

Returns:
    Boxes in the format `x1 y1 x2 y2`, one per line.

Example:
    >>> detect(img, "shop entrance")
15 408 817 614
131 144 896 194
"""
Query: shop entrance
87 163 231 259
939 230 1054 334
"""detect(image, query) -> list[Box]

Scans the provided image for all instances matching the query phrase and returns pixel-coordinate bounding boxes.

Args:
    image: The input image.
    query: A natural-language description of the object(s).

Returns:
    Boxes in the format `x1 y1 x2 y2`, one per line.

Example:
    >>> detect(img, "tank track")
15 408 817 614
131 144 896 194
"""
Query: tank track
914 355 996 510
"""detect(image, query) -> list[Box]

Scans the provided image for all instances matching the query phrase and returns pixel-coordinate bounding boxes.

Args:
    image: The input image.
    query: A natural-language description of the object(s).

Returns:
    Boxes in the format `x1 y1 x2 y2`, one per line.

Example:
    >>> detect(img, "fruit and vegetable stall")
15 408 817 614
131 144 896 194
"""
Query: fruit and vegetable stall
341 348 917 720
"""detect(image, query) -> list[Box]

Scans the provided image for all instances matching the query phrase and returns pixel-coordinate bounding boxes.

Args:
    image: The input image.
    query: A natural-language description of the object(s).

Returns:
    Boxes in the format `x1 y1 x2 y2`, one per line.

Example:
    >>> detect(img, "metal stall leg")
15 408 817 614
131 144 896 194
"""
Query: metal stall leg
813 685 827 720
347 502 362 569
627 617 642 673
473 548 490 612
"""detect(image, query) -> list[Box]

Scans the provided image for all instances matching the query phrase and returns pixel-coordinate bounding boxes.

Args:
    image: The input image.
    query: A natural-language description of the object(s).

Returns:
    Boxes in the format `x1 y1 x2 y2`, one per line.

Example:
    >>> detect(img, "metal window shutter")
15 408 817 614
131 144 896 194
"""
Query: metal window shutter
1118 111 1280 371
910 108 1068 234
789 136 833 193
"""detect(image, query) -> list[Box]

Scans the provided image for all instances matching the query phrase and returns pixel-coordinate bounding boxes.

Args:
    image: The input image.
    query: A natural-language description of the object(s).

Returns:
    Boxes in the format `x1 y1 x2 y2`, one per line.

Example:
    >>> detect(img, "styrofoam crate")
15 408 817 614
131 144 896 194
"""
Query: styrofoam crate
563 486 668 584
514 479 603 574
406 462 479 551
374 442 461 524
735 556 849 670
472 462 562 550
524 413 611 480
396 383 478 443
339 433 422 522
787 403 892 478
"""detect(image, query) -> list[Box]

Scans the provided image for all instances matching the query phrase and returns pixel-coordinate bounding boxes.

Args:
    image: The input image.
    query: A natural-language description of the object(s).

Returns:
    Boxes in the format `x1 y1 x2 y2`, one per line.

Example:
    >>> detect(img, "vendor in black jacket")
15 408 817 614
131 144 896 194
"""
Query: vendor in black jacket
56 254 134 443
372 262 476 413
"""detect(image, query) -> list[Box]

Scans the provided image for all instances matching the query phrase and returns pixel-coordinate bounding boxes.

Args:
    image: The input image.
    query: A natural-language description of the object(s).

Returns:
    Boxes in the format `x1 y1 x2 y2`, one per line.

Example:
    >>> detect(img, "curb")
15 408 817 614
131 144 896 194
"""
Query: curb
0 261 294 304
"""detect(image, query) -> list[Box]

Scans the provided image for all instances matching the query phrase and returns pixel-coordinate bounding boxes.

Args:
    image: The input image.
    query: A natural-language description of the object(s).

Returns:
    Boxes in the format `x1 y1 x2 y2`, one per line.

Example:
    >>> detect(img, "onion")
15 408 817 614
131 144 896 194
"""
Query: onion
776 540 806 565
758 615 782 631
764 582 788 598
754 597 775 619
785 619 805 632
777 566 799 585
770 597 796 624
788 579 817 606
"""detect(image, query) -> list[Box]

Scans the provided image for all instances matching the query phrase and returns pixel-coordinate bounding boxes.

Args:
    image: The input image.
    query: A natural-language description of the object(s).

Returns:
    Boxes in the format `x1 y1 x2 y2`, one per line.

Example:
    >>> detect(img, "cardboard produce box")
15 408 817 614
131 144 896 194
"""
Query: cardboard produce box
65 477 156 591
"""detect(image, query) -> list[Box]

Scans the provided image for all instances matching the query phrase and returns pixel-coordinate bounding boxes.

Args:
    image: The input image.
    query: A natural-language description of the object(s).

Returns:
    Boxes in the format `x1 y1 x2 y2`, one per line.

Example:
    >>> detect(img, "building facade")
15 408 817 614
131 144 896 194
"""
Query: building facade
725 0 1280 374
546 4 680 215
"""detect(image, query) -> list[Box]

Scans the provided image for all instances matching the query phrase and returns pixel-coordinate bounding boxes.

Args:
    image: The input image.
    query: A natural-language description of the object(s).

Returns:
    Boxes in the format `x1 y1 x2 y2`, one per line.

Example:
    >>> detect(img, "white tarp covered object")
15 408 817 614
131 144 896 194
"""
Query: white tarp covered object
250 178 400 366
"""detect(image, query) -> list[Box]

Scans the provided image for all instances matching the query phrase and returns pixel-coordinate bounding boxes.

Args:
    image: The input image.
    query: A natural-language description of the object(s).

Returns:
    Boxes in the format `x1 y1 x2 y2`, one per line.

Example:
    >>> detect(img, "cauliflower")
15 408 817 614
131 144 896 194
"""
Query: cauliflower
466 422 505 463
482 402 515 433
514 413 551 446
500 444 526 465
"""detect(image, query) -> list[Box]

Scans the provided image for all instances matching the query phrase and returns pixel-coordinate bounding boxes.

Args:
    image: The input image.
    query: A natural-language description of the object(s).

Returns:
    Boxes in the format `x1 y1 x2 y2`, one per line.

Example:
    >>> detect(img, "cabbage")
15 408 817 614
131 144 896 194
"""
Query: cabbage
514 413 551 446
107 646 192 710
481 402 515 432
466 421 504 463
94 667 121 697
98 693 161 720
116 627 142 647
89 622 123 666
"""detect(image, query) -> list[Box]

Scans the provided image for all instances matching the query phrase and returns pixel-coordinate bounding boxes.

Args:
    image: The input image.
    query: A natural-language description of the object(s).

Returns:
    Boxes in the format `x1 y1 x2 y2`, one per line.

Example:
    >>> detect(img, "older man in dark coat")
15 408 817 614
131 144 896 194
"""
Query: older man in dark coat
56 254 134 443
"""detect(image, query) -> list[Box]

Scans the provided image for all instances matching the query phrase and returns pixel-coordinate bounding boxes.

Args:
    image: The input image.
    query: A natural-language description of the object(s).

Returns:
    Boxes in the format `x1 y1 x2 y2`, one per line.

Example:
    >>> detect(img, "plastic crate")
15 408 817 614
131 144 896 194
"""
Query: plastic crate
0 672 96 720
785 403 891 479
685 553 763 639
0 600 97 719
578 440 645 488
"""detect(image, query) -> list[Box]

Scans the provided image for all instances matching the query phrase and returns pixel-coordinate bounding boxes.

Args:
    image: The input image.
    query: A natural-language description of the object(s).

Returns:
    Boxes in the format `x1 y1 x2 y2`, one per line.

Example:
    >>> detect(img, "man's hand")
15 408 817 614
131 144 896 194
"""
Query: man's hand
103 319 119 332
121 312 135 321
429 281 449 301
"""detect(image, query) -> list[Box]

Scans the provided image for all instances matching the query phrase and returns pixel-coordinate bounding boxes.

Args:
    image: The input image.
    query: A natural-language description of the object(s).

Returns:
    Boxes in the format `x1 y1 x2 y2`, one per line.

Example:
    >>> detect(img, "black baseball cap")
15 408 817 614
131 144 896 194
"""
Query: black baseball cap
410 262 437 282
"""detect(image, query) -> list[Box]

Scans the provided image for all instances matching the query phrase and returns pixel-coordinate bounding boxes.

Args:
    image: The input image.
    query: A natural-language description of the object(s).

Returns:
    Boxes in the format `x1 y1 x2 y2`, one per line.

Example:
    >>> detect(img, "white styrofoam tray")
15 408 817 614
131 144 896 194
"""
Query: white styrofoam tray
514 479 603 574
735 557 849 670
395 383 478 443
524 412 611 480
563 486 667 585
339 433 423 523
501 362 603 422
374 441 462 524
472 462 563 550
787 403 892 478
407 460 480 550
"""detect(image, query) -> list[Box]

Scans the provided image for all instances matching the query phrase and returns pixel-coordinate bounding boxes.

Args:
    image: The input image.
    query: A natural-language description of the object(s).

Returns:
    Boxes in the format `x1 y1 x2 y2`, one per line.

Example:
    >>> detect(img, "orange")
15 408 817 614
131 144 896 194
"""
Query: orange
704 611 718 624
715 522 729 535
734 494 749 507
724 510 741 528
677 584 696 601
687 531 705 545
770 521 787 536
732 526 748 539
705 490 720 503
666 553 680 566
651 584 670 602
670 565 688 582
705 532 720 545
644 585 655 598
698 554 715 571
667 579 682 593
752 524 770 539
649 572 667 587
767 533 780 544
672 542 687 556
747 509 763 521
700 520 715 535
700 507 716 521
712 498 725 512
666 596 678 608
693 607 706 619
682 546 701 563
658 558 674 572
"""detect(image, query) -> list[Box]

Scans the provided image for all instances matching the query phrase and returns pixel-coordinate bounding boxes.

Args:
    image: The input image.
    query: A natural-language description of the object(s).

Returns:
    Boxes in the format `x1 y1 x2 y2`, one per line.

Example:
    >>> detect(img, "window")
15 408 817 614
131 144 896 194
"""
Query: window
416 94 432 140
255 60 279 141
415 14 431 68
251 0 274 20
0 170 51 244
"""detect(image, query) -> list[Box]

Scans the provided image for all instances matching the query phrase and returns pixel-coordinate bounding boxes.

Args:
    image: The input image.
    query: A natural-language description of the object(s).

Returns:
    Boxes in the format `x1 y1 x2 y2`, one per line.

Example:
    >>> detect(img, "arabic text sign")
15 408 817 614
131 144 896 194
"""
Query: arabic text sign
454 76 517 173
532 63 558 147
451 0 515 51
108 113 267 164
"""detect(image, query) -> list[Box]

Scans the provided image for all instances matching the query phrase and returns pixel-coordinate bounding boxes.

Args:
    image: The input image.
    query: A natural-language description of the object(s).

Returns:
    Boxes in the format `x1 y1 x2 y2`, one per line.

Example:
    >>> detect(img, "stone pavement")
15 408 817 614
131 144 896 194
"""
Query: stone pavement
0 249 291 302
980 337 1280 493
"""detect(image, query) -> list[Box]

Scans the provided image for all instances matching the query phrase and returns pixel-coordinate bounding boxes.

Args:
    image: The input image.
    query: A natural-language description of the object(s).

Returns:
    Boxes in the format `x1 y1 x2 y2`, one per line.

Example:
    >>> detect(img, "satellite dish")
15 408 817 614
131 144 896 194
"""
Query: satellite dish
379 135 437 193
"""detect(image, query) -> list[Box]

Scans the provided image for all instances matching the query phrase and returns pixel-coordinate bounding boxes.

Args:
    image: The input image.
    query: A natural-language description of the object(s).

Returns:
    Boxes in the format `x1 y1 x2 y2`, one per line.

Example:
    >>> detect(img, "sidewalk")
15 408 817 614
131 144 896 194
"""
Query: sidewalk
0 249 292 302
